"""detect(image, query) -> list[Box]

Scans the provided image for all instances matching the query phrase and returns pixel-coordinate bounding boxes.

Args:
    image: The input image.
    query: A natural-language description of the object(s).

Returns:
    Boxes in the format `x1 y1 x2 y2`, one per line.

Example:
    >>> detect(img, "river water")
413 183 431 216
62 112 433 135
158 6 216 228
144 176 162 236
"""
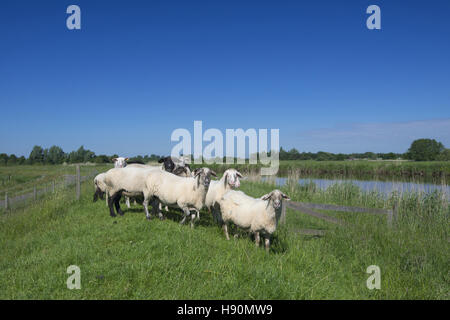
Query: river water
261 176 450 199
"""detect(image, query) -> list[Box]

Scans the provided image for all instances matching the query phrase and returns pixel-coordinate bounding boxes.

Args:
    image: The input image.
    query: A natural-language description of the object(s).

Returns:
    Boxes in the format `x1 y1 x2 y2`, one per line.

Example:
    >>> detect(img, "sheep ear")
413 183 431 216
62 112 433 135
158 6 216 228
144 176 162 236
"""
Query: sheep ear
261 192 272 201
281 192 291 201
125 158 129 161
173 167 184 175
236 171 243 178
158 158 164 163
210 170 217 177
112 158 117 162
193 168 202 177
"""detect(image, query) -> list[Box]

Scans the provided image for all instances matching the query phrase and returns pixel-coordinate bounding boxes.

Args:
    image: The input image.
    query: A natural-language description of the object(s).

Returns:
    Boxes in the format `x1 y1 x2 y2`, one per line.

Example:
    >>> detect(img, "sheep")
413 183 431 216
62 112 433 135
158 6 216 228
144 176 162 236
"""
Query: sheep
204 169 243 223
92 156 128 204
125 158 189 209
104 166 161 218
143 167 217 228
113 157 128 168
123 157 176 208
93 172 107 202
218 189 290 251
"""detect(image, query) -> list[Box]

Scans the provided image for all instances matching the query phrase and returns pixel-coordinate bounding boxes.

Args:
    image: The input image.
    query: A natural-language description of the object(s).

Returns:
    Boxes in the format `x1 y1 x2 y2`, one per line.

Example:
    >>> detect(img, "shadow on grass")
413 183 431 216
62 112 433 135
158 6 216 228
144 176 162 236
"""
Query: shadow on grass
118 203 303 255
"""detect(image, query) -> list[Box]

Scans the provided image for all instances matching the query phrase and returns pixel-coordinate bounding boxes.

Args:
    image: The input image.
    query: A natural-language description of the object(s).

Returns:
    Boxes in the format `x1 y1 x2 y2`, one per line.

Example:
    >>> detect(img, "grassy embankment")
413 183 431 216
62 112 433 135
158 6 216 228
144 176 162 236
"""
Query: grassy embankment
0 166 448 299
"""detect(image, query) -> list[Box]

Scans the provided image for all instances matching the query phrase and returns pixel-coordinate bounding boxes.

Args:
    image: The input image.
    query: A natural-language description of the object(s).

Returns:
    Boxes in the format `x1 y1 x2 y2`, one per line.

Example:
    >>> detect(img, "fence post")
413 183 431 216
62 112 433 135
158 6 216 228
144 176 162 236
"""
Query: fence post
280 201 286 225
392 203 397 223
52 181 55 193
76 165 81 200
5 192 8 210
33 186 37 201
387 209 393 227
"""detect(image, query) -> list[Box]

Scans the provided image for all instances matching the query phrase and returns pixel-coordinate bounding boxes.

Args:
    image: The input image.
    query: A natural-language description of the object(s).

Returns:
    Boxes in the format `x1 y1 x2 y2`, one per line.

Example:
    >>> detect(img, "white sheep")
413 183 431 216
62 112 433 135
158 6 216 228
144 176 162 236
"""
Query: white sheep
93 172 107 203
204 169 243 223
218 189 290 251
143 167 217 228
123 157 188 208
123 163 162 207
103 166 161 217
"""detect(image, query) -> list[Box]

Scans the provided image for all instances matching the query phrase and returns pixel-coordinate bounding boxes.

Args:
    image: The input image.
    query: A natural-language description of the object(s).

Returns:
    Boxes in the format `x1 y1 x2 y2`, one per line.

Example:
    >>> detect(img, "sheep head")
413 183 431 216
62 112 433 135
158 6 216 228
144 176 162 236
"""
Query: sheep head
193 168 217 187
223 169 243 189
158 156 176 172
112 157 128 168
173 165 190 177
260 189 290 209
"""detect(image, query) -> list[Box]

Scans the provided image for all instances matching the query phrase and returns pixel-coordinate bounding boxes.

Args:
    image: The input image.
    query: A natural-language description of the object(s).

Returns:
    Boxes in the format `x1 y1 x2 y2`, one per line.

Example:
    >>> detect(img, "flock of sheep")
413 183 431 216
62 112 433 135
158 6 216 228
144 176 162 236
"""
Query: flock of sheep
93 156 290 250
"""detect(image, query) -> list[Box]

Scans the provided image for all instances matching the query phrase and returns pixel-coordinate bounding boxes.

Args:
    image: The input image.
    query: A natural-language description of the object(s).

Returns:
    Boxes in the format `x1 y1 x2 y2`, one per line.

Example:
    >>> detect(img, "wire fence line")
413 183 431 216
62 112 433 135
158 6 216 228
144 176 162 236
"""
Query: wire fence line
1 166 98 211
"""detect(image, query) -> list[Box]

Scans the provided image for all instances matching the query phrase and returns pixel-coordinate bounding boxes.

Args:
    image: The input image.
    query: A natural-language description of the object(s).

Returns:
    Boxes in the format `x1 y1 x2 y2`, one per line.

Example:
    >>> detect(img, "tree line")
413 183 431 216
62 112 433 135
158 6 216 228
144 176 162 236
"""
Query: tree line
0 145 162 166
0 139 448 166
278 139 449 161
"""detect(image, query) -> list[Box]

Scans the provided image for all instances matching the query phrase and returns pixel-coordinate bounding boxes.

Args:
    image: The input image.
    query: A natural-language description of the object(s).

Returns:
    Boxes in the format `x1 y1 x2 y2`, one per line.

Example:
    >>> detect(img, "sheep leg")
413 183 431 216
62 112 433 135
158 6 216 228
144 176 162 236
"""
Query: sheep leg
151 197 165 220
151 198 164 220
125 196 131 209
157 202 165 220
108 194 116 217
114 193 124 216
223 223 230 240
255 232 260 247
180 207 190 225
264 237 270 252
143 197 151 220
190 213 196 229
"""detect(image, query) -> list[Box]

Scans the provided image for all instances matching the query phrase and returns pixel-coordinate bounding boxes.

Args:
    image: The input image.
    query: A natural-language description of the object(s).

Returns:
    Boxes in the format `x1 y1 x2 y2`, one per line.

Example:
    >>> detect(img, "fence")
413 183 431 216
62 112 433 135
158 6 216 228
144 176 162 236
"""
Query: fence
1 165 98 211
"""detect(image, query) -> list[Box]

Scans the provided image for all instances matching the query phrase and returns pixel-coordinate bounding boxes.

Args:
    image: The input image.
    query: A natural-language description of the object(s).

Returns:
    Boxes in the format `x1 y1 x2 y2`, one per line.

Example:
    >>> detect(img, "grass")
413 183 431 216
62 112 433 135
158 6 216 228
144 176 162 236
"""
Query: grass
0 171 448 299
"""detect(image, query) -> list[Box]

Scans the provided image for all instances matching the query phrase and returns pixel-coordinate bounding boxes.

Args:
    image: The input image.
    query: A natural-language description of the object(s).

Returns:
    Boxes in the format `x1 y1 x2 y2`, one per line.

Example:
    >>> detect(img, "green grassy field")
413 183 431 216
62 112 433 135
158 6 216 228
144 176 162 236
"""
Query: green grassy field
0 168 448 299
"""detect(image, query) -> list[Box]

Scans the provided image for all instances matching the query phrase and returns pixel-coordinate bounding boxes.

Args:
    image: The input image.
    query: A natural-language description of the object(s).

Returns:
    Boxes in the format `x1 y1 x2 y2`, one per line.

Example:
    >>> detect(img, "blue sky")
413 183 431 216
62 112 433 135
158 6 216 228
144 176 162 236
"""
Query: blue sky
1 0 449 156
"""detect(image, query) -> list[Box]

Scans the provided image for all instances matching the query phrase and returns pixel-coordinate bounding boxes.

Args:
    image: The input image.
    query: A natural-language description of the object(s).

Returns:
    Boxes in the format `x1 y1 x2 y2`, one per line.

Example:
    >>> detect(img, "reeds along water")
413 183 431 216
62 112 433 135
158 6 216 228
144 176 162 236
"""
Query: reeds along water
243 170 449 230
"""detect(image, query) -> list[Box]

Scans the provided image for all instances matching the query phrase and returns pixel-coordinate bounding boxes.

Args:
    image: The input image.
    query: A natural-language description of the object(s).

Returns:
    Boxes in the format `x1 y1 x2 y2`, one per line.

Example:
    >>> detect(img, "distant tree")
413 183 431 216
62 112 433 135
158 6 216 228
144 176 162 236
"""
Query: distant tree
437 149 450 161
29 145 44 164
18 156 26 165
0 153 8 166
83 150 95 162
407 139 445 161
287 148 300 160
94 155 110 163
47 146 65 164
316 151 333 161
279 147 288 160
362 152 376 160
8 154 18 165
379 152 396 160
